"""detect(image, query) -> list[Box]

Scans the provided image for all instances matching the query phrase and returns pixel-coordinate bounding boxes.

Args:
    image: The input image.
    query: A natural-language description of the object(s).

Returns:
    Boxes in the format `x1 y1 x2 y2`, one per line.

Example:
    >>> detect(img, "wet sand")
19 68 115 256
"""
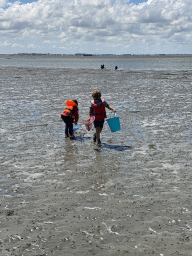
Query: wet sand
0 66 192 255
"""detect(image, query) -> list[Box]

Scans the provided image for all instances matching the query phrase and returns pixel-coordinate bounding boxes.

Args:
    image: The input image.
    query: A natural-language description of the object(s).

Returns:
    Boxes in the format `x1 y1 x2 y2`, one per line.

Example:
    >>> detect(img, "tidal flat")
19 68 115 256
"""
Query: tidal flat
0 65 192 255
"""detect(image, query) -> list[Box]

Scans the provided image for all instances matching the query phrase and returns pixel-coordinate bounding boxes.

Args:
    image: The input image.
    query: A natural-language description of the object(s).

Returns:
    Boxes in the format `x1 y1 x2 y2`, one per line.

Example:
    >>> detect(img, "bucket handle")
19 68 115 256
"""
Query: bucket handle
108 112 117 118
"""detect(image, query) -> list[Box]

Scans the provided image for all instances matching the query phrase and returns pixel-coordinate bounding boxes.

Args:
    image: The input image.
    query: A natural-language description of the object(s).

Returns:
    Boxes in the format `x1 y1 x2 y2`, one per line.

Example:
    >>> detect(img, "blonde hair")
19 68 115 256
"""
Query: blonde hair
92 89 101 99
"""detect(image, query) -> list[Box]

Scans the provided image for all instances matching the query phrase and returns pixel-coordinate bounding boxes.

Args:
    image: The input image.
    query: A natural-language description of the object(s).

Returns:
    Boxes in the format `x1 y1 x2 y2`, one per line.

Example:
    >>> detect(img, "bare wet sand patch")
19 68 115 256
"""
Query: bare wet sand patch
0 66 192 255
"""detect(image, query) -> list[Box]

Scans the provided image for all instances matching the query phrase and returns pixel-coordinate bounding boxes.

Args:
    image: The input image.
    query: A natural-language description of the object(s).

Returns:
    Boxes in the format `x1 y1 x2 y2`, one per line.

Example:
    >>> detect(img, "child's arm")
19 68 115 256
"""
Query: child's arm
106 105 116 113
88 107 93 118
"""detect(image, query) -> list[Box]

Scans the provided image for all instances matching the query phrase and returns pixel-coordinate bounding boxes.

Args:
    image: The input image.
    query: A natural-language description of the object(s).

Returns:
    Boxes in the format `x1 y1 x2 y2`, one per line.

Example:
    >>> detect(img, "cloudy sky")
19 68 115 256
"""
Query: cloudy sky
0 0 191 54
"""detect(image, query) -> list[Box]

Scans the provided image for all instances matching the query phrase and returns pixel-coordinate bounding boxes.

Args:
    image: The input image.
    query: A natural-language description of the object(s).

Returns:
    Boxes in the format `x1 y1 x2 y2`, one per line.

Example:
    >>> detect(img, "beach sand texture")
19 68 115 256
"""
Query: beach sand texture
0 65 192 255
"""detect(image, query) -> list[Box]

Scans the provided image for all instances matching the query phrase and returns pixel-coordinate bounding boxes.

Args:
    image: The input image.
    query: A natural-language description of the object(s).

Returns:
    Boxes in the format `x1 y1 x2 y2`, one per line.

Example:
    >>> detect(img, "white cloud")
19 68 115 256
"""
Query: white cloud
11 43 24 48
0 0 192 53
59 46 67 49
0 40 11 47
27 44 35 48
43 40 56 43
0 0 7 8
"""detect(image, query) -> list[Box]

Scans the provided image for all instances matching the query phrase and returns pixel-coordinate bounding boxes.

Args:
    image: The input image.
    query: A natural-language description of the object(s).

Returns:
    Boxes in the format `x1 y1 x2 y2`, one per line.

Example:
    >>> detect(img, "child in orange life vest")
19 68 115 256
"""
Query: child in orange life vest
88 90 116 146
61 100 79 139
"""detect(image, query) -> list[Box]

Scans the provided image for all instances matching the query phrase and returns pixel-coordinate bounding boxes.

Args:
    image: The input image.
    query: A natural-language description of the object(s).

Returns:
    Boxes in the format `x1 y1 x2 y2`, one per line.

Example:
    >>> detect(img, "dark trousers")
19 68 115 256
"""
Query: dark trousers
61 115 73 135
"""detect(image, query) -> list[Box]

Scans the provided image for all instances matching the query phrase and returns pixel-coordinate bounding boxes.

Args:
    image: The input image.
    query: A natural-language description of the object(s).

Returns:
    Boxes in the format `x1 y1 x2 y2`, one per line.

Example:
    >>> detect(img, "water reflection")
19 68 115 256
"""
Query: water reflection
73 135 91 141
101 143 132 151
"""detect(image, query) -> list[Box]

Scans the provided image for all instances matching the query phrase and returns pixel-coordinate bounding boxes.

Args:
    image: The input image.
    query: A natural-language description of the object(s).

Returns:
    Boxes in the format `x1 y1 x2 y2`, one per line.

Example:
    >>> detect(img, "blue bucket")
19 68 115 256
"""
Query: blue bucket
106 114 121 132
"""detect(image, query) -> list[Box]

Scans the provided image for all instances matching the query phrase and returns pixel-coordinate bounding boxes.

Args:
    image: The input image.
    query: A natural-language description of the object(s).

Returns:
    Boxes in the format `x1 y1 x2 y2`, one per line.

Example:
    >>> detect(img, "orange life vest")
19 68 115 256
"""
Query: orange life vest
90 99 106 121
61 100 78 122
63 106 75 116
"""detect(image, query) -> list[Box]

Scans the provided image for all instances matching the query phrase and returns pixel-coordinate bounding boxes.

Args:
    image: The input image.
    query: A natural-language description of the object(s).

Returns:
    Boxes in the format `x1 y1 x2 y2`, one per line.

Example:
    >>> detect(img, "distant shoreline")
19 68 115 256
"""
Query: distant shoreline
0 54 192 59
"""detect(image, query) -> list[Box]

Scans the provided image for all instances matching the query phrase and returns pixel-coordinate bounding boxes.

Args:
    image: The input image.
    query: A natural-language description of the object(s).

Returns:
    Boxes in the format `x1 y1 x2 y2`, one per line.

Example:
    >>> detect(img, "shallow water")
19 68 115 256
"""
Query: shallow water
1 54 192 71
0 58 192 255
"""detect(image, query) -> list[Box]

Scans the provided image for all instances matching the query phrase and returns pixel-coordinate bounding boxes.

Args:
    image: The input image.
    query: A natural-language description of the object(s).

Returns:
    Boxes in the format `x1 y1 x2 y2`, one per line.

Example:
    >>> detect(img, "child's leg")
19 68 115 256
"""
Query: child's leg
94 120 104 143
96 127 102 141
62 116 70 136
65 124 69 136
69 123 73 136
68 117 74 136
